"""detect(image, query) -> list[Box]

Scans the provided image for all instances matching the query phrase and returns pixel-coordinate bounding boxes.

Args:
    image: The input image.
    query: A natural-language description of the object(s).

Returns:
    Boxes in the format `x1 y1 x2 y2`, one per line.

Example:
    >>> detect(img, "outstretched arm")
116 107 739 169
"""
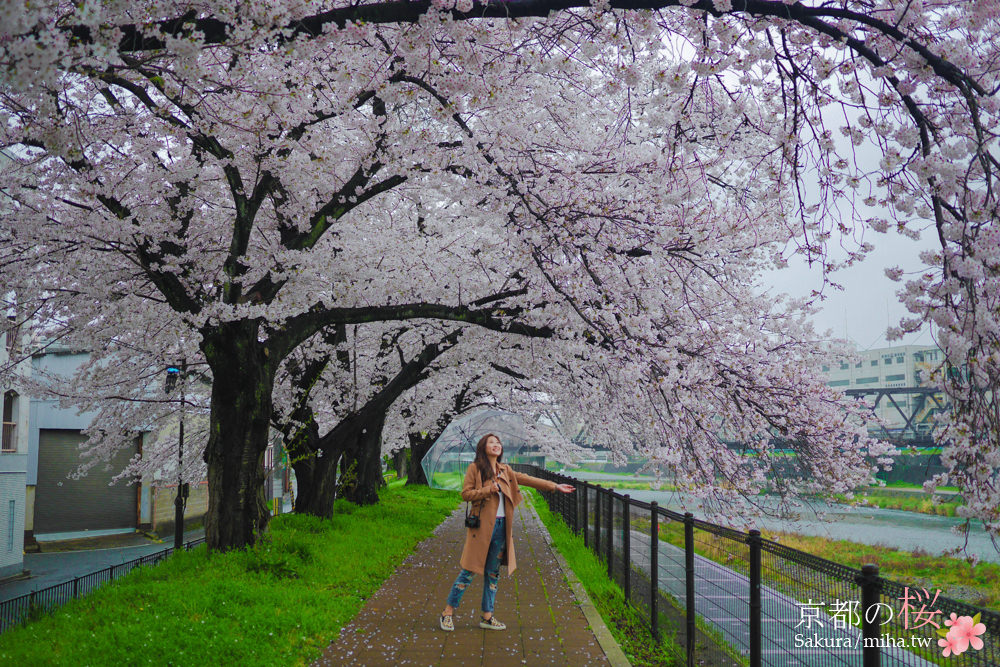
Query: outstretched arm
512 471 574 494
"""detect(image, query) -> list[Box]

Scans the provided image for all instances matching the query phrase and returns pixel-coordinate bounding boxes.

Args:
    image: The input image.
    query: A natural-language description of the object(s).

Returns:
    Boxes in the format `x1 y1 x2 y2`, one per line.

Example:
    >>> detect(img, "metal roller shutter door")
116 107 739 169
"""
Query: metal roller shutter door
35 429 138 534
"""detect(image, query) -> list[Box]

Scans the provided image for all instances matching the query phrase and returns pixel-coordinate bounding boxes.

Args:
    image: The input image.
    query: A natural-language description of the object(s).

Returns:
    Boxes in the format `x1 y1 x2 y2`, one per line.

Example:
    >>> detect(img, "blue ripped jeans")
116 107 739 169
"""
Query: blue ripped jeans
446 517 505 614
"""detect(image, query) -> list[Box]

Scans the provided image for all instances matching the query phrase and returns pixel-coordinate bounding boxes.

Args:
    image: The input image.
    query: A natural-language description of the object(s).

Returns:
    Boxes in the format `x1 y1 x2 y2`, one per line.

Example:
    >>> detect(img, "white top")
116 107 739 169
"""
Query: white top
493 471 506 519
495 472 505 518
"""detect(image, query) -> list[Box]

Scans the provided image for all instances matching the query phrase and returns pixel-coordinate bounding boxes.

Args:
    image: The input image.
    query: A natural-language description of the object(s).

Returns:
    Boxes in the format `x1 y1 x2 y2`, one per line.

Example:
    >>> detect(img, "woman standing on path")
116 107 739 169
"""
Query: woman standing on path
439 433 575 631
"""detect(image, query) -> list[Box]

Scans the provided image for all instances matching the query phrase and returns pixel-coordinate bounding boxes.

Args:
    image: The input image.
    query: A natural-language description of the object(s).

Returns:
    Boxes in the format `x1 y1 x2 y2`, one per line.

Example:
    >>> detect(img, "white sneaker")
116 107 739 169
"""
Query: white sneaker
440 614 454 632
479 615 506 630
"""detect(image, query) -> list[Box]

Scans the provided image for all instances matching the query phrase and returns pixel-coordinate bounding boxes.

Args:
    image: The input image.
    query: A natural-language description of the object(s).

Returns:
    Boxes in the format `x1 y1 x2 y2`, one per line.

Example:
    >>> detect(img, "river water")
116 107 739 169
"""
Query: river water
564 473 999 564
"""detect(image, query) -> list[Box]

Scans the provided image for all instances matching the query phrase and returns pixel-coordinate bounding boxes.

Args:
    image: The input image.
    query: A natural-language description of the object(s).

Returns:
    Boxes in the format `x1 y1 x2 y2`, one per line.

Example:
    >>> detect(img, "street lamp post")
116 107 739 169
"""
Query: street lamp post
165 362 187 550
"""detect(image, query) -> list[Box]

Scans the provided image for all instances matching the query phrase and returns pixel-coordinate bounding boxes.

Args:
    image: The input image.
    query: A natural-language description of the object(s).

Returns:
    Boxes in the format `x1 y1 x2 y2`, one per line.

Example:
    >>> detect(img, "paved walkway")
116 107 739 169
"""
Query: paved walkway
315 500 616 666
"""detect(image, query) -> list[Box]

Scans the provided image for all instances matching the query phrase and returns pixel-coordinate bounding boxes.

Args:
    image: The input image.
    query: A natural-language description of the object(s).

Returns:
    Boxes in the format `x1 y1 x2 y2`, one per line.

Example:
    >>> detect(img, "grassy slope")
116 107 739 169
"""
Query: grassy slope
0 483 458 665
526 489 684 667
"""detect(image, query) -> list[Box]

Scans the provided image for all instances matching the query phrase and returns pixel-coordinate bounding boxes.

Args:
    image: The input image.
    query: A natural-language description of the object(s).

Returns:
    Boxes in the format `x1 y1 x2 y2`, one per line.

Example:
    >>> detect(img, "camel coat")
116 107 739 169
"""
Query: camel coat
458 462 557 575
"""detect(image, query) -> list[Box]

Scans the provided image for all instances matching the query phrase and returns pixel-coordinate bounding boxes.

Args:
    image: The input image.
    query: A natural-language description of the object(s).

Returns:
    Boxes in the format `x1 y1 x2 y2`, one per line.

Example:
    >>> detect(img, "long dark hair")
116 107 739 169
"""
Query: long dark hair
473 433 503 484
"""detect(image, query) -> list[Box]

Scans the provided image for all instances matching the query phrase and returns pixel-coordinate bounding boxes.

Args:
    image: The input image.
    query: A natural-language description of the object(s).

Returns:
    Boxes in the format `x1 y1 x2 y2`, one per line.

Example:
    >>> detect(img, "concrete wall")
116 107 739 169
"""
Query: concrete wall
151 481 208 534
875 453 947 485
0 470 25 577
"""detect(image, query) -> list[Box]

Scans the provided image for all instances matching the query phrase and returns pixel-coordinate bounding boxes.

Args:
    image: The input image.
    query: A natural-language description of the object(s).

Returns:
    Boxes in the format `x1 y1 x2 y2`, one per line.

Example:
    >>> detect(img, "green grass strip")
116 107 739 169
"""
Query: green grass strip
526 489 685 666
834 489 963 516
0 484 458 665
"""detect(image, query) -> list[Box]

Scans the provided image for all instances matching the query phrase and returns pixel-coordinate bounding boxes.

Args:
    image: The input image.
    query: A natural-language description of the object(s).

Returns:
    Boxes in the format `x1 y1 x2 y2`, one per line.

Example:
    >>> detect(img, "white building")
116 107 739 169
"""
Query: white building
0 318 28 579
821 345 944 431
0 148 28 578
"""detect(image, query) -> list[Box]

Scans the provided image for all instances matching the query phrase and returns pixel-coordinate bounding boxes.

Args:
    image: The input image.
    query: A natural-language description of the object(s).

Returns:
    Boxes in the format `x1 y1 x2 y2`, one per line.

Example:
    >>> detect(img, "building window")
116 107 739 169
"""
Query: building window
839 362 849 370
886 374 905 382
895 356 904 364
3 316 16 355
1 390 15 453
855 362 862 368
856 377 880 384
821 365 830 372
884 358 893 365
7 500 13 551
827 380 850 387
870 360 878 366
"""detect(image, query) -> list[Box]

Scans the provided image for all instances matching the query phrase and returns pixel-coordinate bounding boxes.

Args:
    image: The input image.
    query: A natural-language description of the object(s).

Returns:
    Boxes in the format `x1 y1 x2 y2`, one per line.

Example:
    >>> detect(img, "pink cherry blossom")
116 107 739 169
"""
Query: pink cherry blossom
939 631 967 658
949 616 987 652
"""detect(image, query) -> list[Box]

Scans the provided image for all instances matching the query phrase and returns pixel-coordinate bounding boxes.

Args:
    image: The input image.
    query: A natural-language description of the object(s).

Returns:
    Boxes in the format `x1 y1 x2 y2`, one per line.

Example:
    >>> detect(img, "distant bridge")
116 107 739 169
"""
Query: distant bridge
845 386 949 445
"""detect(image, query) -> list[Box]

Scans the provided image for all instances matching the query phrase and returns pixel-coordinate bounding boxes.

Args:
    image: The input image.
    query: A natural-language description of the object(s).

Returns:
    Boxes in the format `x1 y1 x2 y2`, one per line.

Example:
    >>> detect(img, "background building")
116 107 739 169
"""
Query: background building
821 344 945 434
0 316 28 578
25 347 149 545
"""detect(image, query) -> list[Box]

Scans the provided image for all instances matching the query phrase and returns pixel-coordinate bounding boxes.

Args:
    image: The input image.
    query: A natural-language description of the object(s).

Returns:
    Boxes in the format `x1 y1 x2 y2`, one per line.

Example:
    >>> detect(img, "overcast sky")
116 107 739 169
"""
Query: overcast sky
754 87 943 353
765 227 937 351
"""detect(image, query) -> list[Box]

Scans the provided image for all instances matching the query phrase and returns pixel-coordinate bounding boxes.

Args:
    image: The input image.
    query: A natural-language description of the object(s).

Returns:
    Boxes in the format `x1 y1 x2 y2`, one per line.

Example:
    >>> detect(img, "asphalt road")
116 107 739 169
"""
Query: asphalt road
0 527 206 603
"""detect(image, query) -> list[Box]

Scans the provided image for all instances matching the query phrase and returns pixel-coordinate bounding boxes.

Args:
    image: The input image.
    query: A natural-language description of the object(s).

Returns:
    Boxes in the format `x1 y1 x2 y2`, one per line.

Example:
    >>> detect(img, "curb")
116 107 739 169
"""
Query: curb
525 497 632 667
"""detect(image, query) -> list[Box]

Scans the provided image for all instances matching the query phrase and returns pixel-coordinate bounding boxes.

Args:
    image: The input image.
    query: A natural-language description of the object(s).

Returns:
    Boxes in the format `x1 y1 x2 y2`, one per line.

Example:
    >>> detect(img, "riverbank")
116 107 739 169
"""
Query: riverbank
655 520 1000 611
563 470 973 522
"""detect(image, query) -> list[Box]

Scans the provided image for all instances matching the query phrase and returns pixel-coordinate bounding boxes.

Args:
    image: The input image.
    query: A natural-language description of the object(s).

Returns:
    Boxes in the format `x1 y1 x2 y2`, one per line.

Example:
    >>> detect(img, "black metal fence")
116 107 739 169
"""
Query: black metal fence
513 464 1000 667
0 536 206 634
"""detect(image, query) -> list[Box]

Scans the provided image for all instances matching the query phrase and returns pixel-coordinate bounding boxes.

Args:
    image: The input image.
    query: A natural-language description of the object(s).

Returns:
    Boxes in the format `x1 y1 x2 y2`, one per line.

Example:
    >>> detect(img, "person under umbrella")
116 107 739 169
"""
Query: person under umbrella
439 433 575 631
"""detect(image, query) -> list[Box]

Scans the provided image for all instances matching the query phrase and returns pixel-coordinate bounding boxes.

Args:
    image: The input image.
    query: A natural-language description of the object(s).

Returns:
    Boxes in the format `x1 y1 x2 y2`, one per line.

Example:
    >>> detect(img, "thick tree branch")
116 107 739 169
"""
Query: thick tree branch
61 1 982 96
269 300 554 360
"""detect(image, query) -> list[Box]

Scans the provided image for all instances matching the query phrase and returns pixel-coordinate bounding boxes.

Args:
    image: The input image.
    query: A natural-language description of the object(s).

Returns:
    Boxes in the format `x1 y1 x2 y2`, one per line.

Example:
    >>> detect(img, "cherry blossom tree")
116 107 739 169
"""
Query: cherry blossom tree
274 317 587 512
273 323 472 510
3 0 997 548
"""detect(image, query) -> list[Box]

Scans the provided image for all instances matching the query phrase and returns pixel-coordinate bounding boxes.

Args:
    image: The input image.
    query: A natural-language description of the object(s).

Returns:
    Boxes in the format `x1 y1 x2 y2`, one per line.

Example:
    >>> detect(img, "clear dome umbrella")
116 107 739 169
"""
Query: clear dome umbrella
420 409 543 490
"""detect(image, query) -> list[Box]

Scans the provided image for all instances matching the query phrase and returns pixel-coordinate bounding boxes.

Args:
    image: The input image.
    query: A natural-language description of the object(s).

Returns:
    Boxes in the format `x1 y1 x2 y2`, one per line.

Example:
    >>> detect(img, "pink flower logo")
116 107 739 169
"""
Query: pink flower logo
938 632 965 658
937 613 987 657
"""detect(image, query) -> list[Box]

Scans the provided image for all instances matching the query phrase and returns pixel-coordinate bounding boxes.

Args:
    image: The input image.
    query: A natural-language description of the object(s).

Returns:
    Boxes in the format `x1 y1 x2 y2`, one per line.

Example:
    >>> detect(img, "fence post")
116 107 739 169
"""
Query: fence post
550 471 558 517
573 482 579 534
623 495 631 604
606 489 613 579
557 474 564 521
857 564 882 667
73 576 79 600
650 501 660 641
562 476 569 526
684 512 695 667
594 484 602 557
748 529 762 667
582 481 589 548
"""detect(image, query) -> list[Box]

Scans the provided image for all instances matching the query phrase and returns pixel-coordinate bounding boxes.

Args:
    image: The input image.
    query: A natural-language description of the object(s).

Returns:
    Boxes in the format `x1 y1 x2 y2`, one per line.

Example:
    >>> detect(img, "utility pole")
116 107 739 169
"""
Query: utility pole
165 362 188 549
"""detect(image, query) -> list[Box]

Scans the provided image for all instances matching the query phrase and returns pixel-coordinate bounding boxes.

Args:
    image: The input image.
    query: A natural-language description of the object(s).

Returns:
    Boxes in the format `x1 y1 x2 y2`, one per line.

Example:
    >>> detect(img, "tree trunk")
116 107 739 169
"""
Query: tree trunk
286 418 343 519
338 409 387 505
286 403 385 513
291 450 342 518
393 449 407 480
201 322 276 552
406 431 434 486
